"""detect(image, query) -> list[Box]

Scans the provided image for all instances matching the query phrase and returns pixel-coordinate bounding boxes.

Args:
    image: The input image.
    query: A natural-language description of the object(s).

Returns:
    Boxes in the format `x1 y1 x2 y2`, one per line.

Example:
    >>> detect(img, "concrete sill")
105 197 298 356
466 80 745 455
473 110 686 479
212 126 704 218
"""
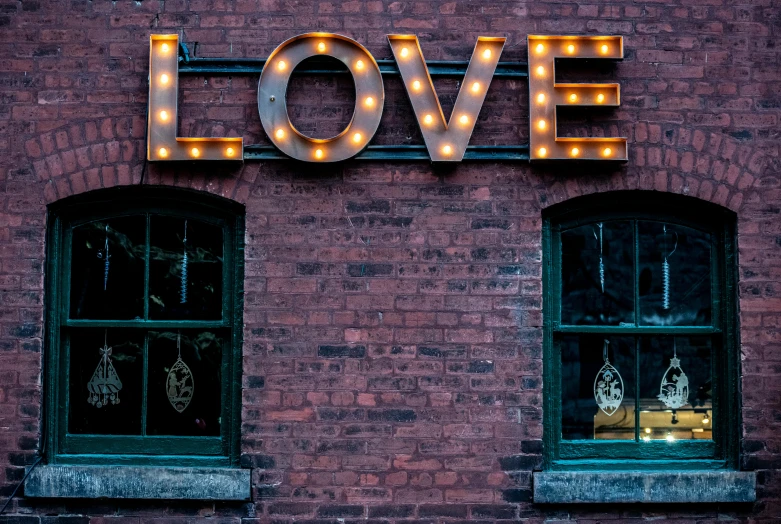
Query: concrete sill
24 465 251 500
533 470 756 504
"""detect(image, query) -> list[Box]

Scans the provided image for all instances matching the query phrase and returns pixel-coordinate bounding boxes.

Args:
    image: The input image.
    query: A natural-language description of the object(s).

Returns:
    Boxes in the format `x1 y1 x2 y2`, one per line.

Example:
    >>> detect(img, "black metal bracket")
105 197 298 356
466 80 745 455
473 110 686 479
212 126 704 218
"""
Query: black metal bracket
177 41 531 162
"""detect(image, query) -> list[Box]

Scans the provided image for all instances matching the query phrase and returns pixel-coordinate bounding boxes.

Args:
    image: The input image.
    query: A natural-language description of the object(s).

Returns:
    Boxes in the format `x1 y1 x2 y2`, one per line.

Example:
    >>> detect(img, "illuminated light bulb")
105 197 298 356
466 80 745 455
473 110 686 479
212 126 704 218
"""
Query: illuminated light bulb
364 96 375 107
441 144 452 155
642 435 651 442
603 147 612 157
161 43 170 53
459 114 469 125
666 433 675 442
569 93 578 103
536 93 545 104
702 413 710 425
158 147 168 158
535 43 544 54
275 128 285 140
159 110 169 122
597 93 605 103
645 427 652 434
538 147 547 158
226 147 236 157
314 148 324 160
317 42 326 52
277 60 286 71
352 132 362 143
356 59 364 70
400 47 409 58
567 44 575 54
423 114 433 125
160 73 169 85
570 147 580 157
601 44 609 54
412 80 421 91
482 48 492 59
537 120 546 131
471 82 480 93
536 65 545 76
190 147 200 158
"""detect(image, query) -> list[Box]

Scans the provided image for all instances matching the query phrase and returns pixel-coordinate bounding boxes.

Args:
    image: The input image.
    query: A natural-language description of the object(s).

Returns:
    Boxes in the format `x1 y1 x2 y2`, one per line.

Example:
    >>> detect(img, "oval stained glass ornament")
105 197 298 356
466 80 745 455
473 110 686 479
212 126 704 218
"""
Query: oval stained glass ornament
657 356 688 409
166 356 194 413
593 361 624 416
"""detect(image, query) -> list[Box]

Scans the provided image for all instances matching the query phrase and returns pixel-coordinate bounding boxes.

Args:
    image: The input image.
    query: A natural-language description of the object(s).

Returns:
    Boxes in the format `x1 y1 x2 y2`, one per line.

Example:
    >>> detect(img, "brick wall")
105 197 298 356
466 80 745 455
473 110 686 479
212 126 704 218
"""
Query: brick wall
1 0 780 521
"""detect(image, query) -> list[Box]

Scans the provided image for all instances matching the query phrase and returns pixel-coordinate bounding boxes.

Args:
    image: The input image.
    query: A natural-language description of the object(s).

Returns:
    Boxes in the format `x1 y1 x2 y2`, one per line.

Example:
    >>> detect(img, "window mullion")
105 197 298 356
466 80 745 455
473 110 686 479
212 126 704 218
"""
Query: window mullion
143 213 151 321
141 333 149 437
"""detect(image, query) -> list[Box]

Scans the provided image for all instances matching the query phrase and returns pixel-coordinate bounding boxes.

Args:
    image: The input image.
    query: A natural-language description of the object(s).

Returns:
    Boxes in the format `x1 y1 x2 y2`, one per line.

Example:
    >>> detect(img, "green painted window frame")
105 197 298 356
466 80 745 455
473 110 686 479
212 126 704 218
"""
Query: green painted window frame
44 187 245 467
542 192 740 471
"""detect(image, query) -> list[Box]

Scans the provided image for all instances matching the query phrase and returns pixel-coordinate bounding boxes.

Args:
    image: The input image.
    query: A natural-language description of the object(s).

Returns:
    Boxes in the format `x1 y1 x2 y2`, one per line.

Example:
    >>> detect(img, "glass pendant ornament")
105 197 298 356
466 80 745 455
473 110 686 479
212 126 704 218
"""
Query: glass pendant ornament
593 339 623 416
96 224 111 290
657 339 689 409
661 224 678 310
593 222 605 293
167 332 194 413
87 330 122 408
180 220 188 304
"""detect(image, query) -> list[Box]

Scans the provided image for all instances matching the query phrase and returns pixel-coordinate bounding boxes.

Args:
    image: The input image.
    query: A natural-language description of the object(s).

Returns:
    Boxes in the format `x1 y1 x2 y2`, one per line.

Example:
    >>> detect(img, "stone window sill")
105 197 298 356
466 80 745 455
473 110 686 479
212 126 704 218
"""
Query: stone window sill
24 465 251 500
533 470 756 504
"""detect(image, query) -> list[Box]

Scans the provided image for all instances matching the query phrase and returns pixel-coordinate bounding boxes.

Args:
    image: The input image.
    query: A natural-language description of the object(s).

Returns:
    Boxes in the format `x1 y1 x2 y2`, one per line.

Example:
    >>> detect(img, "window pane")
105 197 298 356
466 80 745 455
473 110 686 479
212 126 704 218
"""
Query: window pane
149 217 223 320
70 217 145 319
638 222 712 325
68 329 144 435
561 221 634 325
146 330 222 436
561 335 635 440
639 336 713 441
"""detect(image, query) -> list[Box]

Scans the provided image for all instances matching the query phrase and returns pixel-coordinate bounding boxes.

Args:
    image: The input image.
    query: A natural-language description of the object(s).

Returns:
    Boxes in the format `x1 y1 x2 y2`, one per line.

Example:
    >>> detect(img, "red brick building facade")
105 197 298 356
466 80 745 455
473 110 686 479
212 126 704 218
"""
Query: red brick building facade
1 0 780 522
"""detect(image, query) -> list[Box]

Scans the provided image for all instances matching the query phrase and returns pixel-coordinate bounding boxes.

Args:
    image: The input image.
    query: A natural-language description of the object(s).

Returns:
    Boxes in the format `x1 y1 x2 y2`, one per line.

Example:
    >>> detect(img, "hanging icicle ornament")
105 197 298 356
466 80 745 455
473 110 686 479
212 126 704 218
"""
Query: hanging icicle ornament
180 220 188 304
593 339 624 416
166 332 194 413
593 222 605 293
661 224 678 310
87 330 122 408
96 224 111 291
657 339 689 409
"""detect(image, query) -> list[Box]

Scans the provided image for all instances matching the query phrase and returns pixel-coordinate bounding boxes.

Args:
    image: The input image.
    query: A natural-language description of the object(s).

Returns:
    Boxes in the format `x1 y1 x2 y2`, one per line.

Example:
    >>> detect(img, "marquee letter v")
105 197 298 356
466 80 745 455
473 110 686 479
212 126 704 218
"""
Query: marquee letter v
388 35 505 162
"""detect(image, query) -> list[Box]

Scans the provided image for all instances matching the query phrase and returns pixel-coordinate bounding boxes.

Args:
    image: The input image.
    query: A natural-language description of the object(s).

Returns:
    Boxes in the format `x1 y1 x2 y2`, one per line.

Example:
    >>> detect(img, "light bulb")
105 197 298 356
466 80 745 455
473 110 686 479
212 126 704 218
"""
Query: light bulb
158 147 168 158
159 110 169 121
603 147 612 157
536 65 545 76
536 93 545 104
471 82 480 93
364 96 374 107
441 144 452 155
567 44 575 54
161 43 170 53
538 147 547 157
277 60 286 71
160 73 169 85
400 47 409 58
423 114 433 125
535 43 544 54
226 147 235 157
482 48 492 59
356 59 364 70
571 147 579 157
275 129 285 140
601 44 609 54
645 427 651 434
459 114 468 125
317 42 326 52
314 148 324 159
642 435 651 442
412 80 421 91
597 93 605 103
537 120 546 130
190 147 200 158
666 433 675 442
352 132 362 143
702 413 710 424
569 93 577 103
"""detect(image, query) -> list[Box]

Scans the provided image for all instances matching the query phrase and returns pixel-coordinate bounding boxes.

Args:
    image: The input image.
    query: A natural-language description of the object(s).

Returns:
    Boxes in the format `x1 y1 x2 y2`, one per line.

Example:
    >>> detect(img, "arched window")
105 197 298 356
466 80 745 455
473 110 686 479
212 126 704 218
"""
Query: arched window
541 192 739 469
44 187 244 466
